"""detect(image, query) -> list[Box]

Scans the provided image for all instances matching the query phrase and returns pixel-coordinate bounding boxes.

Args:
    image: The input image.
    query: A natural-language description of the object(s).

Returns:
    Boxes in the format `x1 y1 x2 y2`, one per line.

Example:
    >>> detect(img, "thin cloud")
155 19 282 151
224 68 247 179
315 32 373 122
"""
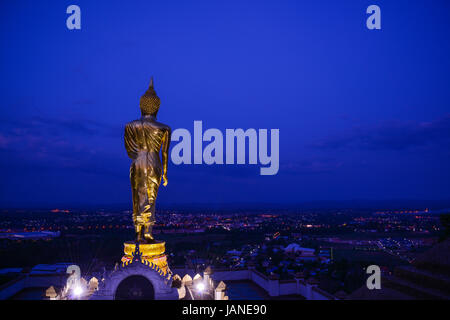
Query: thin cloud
0 114 124 176
311 114 450 151
281 159 344 175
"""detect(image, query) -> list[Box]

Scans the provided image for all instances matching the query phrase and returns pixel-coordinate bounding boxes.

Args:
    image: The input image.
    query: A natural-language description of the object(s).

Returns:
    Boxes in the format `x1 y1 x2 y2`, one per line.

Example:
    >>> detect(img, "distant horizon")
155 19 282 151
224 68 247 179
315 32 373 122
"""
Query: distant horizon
2 198 450 211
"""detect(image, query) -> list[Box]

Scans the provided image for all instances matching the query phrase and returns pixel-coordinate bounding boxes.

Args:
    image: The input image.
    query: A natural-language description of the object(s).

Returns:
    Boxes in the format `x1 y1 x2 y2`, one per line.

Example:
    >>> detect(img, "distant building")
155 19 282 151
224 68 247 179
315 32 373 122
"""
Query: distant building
0 231 60 240
0 263 72 300
284 244 315 256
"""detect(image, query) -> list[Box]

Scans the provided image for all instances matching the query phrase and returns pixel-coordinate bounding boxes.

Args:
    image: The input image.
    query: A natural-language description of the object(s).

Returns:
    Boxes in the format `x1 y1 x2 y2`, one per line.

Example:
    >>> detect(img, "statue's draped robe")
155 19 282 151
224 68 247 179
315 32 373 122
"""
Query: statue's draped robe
124 117 170 228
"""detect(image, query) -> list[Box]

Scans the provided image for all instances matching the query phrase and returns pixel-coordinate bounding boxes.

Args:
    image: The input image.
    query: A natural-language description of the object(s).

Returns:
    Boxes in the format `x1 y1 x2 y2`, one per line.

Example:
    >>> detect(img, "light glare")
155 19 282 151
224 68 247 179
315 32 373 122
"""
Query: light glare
196 283 205 292
73 285 83 297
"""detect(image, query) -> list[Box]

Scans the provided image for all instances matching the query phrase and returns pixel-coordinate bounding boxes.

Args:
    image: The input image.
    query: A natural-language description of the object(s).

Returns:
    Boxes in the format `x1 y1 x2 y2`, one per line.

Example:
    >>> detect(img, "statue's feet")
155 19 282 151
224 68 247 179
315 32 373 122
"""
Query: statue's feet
135 232 145 243
144 233 155 243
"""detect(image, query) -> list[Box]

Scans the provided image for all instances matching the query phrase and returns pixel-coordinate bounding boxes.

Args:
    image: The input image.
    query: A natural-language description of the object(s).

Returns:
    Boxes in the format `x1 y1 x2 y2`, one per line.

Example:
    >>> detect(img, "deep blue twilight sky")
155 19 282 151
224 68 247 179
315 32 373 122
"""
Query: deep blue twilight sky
1 0 450 207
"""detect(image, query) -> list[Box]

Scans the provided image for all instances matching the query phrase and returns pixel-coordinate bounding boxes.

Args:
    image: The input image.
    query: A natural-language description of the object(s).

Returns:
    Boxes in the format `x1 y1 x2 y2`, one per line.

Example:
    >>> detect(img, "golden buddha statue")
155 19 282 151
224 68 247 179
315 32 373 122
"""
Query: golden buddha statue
124 77 171 243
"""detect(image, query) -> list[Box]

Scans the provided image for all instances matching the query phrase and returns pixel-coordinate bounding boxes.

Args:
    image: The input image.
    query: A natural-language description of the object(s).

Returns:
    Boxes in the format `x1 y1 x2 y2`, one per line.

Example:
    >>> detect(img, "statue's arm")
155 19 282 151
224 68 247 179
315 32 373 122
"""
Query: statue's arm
161 126 171 186
124 124 138 159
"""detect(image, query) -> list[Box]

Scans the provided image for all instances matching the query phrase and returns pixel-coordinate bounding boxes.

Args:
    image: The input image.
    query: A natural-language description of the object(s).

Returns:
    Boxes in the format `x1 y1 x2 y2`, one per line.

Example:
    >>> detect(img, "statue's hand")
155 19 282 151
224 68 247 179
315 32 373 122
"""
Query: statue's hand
163 175 168 186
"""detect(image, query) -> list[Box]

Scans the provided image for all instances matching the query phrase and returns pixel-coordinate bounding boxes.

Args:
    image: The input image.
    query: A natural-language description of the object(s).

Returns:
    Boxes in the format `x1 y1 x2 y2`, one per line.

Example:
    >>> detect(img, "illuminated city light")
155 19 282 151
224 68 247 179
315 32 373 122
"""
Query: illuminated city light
196 282 205 292
73 285 83 298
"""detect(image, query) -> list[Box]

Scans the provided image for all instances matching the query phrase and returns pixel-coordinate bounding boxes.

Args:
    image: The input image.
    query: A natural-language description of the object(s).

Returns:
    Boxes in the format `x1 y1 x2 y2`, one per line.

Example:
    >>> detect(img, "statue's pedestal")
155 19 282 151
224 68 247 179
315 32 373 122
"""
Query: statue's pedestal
91 240 178 300
121 241 169 276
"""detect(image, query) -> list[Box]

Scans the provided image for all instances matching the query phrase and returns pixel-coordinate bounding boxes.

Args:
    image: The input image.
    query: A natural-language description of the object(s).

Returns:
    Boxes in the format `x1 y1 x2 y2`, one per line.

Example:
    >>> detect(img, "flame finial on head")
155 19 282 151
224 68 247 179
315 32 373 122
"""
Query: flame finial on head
140 76 160 116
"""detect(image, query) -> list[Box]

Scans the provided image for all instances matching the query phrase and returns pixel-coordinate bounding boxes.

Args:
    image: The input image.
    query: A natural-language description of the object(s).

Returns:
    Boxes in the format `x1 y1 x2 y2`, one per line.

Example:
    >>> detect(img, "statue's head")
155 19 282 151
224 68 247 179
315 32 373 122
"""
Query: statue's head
139 77 160 116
